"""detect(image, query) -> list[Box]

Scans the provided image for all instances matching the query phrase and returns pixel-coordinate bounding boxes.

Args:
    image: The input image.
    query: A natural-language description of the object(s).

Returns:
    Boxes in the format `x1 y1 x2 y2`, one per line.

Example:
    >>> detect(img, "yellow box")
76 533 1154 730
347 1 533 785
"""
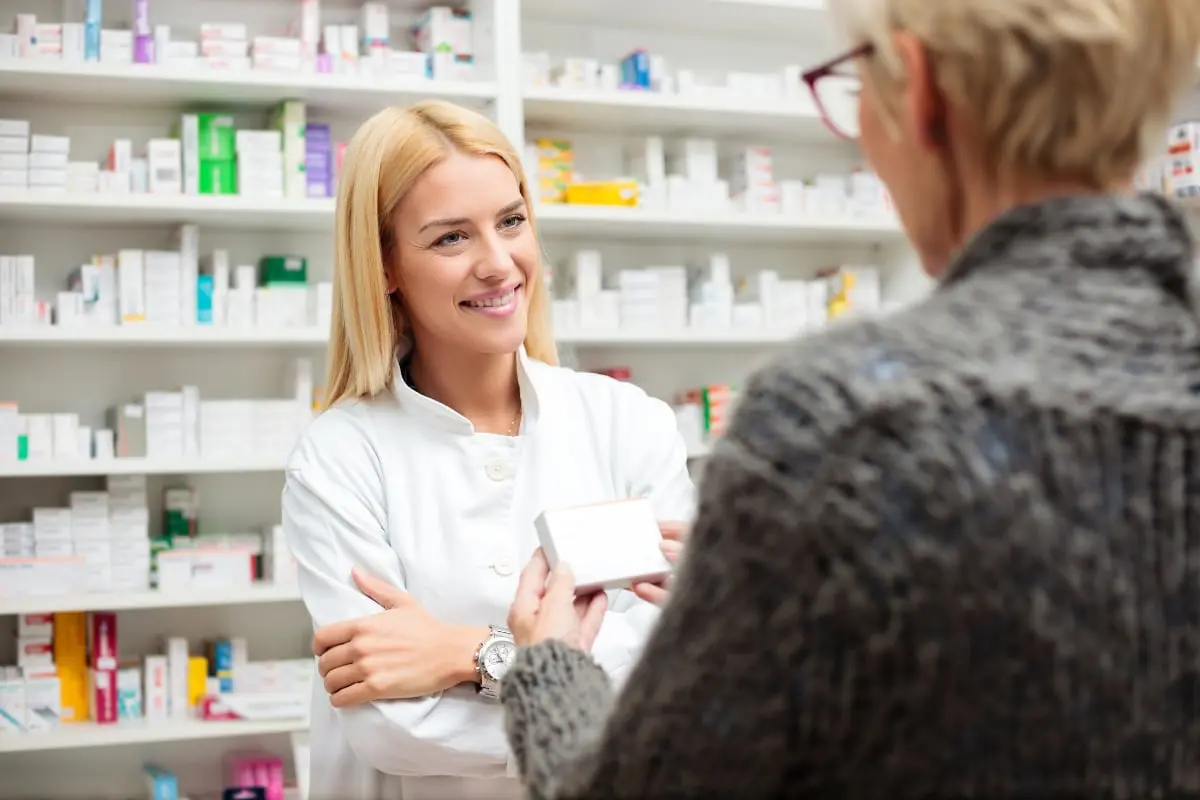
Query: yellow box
538 176 570 203
535 138 573 160
565 180 639 207
187 656 209 708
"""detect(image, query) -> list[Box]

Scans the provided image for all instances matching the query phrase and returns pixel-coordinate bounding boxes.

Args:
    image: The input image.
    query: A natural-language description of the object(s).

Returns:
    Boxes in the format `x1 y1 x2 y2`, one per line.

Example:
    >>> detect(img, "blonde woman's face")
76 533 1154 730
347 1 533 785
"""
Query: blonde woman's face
389 152 537 357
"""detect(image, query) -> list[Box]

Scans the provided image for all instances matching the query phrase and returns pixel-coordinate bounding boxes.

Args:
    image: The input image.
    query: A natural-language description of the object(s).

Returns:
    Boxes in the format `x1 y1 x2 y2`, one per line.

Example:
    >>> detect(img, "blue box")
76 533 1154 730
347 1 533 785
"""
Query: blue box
196 275 214 324
620 49 650 89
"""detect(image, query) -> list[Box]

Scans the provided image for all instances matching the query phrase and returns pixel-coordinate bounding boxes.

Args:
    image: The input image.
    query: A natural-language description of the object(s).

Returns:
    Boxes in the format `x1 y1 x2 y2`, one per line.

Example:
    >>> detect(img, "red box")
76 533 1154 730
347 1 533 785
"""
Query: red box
89 668 118 724
88 612 118 671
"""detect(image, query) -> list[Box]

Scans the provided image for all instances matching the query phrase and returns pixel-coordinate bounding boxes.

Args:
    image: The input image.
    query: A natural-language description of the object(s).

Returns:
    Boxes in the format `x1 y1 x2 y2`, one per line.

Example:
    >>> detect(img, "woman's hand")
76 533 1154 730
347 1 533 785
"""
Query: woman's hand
312 568 485 707
632 521 690 606
508 549 607 650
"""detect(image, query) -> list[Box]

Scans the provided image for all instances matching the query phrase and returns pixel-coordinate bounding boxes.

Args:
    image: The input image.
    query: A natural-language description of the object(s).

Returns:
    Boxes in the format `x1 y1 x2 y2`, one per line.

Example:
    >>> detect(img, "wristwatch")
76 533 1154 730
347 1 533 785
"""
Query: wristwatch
474 625 517 700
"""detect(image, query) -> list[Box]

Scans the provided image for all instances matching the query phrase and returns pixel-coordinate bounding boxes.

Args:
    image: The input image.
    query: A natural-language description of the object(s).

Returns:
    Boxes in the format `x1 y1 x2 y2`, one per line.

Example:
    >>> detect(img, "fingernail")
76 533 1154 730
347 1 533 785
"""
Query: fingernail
660 541 682 554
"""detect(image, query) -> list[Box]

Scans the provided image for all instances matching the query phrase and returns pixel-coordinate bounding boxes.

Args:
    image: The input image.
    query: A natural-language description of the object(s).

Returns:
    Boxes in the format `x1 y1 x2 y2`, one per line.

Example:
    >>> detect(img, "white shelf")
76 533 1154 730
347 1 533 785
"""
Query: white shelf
523 86 831 140
0 584 302 615
0 60 496 114
0 190 334 230
0 326 329 347
536 204 903 244
0 327 800 349
0 717 308 753
522 0 833 42
0 193 899 244
0 456 287 478
558 329 795 345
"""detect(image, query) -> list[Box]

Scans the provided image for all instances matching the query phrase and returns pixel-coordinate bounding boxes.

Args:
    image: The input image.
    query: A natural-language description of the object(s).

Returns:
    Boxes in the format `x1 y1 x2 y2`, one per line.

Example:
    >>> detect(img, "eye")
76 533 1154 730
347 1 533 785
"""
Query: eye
433 231 466 248
499 213 526 231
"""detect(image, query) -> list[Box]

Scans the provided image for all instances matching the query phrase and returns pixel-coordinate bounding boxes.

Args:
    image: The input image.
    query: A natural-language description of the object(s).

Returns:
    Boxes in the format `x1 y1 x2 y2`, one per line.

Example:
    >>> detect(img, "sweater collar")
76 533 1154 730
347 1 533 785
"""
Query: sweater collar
939 192 1195 302
391 346 542 435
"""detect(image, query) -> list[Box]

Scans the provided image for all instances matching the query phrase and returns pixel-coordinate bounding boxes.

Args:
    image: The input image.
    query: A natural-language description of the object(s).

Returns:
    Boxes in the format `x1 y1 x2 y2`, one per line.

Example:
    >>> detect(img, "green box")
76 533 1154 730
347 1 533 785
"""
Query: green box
260 254 308 285
199 159 237 195
194 113 236 161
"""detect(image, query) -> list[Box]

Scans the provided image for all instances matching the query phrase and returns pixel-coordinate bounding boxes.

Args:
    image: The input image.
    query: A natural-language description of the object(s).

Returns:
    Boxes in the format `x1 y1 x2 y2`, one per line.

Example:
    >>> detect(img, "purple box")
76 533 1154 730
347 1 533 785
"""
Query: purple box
305 150 331 174
133 0 151 37
305 124 332 144
307 177 332 198
134 35 154 64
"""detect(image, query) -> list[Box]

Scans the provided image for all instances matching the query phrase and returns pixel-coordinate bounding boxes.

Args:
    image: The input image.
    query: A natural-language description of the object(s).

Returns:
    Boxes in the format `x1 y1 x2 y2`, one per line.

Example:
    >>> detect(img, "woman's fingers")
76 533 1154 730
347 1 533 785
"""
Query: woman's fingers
632 581 669 606
316 641 356 678
659 521 690 542
660 538 684 563
322 662 364 696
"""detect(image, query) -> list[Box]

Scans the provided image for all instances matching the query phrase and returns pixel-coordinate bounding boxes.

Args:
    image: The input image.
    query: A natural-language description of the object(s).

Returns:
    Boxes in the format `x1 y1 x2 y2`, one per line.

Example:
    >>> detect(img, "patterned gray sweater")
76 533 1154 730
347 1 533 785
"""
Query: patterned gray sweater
500 193 1200 798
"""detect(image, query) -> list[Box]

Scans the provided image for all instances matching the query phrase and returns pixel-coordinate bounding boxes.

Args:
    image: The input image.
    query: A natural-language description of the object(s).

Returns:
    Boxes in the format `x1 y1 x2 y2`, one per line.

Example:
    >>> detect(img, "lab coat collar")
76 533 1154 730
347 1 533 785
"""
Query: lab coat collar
391 346 543 435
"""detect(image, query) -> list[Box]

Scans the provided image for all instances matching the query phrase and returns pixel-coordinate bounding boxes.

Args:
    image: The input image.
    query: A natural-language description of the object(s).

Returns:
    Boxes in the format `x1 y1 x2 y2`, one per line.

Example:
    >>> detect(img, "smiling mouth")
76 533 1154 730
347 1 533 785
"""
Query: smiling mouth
461 285 520 309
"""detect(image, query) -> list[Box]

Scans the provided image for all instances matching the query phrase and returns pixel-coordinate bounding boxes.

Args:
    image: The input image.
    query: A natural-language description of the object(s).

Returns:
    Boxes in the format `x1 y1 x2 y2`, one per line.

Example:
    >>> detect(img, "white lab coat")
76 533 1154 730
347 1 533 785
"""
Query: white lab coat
281 348 696 800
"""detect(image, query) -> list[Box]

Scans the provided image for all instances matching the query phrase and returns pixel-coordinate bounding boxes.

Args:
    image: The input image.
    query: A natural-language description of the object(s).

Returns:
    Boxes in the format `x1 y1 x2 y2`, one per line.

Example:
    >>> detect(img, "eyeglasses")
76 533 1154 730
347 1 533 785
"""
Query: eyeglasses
802 42 874 140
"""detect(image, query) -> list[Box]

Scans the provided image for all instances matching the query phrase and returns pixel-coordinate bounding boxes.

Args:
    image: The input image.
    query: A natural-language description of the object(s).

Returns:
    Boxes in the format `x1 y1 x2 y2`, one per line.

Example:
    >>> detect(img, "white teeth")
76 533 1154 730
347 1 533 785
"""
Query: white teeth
464 289 516 309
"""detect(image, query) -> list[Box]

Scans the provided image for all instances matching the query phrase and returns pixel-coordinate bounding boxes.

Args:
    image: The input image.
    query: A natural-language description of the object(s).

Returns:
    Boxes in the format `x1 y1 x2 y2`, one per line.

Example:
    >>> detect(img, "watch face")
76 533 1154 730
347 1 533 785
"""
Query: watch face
483 640 517 681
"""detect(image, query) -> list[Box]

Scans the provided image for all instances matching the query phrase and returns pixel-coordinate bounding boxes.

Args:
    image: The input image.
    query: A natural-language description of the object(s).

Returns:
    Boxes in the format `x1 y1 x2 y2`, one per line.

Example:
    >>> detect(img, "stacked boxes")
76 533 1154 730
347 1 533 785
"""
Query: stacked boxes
414 6 474 81
0 119 30 189
305 123 332 198
179 113 237 196
271 100 307 199
1166 122 1200 199
533 138 574 204
236 129 284 199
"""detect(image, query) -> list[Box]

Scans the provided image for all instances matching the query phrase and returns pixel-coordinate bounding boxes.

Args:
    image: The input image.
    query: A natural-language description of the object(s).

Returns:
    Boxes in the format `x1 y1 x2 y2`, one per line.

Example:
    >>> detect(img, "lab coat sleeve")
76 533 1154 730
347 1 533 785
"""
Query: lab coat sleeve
282 410 510 778
588 382 698 682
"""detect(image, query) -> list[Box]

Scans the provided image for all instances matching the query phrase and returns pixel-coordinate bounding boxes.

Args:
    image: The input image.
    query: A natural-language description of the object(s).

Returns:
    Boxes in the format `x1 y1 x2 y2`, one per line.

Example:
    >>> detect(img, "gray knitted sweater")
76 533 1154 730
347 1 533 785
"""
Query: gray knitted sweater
500 193 1200 798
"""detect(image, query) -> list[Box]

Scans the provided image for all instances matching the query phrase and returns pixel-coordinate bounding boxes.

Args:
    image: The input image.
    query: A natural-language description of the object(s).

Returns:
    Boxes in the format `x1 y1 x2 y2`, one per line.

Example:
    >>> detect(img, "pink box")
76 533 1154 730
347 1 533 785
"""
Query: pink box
90 668 118 724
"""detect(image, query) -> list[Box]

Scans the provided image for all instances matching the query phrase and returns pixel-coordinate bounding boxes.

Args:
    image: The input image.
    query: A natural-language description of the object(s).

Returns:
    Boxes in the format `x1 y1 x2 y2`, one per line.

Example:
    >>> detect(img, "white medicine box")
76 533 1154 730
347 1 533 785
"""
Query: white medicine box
534 497 672 594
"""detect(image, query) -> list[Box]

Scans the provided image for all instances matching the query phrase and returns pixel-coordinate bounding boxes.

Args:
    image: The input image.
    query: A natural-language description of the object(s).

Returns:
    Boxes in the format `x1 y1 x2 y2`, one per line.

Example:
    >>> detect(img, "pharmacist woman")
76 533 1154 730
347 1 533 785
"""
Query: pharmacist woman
281 100 695 800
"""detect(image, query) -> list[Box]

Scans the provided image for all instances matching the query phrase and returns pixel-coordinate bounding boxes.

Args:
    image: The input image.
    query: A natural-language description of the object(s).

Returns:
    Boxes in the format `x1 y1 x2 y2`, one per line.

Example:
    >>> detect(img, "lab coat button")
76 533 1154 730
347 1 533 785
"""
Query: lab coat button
485 459 511 481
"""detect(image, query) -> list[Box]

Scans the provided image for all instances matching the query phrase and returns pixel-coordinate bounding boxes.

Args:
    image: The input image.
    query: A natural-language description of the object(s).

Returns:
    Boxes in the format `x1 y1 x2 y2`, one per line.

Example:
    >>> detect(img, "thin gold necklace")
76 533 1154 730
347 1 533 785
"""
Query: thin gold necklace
507 405 522 436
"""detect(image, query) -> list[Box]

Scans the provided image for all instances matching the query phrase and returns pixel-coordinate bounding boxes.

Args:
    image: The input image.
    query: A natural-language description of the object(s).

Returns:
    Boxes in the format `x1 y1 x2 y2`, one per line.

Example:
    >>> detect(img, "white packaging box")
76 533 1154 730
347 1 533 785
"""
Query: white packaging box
0 136 28 154
16 636 54 668
201 39 248 58
16 612 53 637
165 636 188 720
0 119 30 137
176 224 199 326
0 556 84 596
52 413 80 458
143 655 169 721
29 134 69 155
158 549 255 592
61 22 84 60
534 497 674 594
145 390 184 457
117 249 146 323
200 23 248 41
146 138 182 194
24 674 61 730
23 414 53 460
0 675 25 731
143 250 183 325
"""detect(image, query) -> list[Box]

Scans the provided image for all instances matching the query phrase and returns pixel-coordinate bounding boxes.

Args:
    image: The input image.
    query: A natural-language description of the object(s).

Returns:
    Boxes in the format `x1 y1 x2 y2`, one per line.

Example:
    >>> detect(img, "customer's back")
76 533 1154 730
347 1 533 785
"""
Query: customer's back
724 189 1200 794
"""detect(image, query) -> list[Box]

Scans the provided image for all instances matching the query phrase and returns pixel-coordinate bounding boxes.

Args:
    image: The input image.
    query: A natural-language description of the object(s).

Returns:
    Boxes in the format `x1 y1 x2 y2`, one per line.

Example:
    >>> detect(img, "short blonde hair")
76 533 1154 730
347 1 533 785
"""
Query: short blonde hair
833 0 1200 185
323 101 557 409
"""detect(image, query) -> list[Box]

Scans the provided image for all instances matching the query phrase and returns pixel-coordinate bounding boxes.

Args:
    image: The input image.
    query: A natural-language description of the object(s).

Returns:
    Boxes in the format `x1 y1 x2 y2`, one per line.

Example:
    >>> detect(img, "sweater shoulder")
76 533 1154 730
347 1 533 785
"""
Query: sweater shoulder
726 309 960 477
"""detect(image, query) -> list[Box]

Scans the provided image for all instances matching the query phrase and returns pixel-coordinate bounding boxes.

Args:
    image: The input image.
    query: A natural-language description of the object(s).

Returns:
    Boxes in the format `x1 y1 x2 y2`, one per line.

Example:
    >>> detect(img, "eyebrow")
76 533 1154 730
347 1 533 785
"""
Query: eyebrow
417 199 527 234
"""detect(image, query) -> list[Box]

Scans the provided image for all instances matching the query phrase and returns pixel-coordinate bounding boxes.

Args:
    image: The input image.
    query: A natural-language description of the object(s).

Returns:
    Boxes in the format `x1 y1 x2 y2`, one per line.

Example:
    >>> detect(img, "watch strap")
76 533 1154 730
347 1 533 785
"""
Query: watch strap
474 625 514 700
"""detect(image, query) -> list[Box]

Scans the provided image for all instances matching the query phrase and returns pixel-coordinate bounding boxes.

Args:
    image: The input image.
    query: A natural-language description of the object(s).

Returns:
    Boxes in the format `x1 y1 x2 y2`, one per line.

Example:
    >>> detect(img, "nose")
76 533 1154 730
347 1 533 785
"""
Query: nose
472 229 518 281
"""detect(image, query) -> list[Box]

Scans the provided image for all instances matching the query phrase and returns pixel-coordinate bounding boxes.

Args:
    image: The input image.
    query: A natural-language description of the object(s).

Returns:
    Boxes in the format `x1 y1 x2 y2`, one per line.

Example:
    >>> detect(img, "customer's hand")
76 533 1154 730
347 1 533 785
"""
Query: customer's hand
632 521 689 606
312 568 481 707
508 549 607 651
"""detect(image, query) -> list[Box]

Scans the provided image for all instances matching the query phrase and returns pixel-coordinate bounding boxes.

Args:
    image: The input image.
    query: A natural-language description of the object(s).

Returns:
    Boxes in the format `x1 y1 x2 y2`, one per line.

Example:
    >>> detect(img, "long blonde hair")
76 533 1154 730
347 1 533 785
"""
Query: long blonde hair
323 101 557 409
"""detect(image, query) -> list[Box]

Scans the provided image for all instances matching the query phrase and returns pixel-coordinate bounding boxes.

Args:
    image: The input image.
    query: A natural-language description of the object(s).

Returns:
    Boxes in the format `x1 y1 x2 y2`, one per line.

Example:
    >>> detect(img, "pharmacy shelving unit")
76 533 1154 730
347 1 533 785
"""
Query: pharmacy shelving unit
0 0 928 796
